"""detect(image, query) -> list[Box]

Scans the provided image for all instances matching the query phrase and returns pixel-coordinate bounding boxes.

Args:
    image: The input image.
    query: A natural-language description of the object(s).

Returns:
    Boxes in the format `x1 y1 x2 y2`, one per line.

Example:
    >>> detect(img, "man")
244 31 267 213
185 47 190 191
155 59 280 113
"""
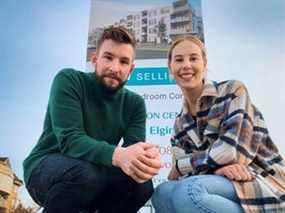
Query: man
23 27 161 213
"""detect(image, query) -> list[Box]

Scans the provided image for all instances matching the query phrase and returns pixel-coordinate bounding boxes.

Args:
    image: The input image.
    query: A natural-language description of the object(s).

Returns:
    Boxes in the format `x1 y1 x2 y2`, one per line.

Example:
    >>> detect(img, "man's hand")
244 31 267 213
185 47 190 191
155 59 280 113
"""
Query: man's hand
214 163 255 182
145 146 160 159
112 142 162 183
167 165 181 180
112 142 149 176
130 147 162 182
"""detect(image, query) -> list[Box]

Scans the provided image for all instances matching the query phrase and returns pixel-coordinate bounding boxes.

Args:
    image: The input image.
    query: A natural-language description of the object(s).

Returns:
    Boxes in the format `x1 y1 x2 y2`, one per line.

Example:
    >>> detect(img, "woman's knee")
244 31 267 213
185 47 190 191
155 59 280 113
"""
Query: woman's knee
152 181 176 206
169 177 210 213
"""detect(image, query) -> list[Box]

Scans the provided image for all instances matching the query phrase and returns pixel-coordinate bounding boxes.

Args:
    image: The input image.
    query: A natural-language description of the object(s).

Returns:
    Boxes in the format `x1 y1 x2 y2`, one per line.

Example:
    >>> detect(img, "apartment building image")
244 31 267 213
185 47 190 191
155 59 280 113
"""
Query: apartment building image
87 0 203 59
147 6 172 45
170 0 194 40
133 13 142 43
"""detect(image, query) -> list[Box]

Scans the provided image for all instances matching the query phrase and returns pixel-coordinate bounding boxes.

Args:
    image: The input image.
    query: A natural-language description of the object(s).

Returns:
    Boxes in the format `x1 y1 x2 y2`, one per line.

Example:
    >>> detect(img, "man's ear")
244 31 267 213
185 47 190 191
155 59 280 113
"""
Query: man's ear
90 52 97 67
129 63 135 74
126 63 135 81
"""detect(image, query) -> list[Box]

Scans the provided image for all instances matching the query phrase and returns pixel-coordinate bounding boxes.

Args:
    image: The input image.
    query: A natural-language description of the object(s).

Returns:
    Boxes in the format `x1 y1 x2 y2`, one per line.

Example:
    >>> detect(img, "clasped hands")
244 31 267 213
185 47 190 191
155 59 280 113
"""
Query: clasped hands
112 142 162 183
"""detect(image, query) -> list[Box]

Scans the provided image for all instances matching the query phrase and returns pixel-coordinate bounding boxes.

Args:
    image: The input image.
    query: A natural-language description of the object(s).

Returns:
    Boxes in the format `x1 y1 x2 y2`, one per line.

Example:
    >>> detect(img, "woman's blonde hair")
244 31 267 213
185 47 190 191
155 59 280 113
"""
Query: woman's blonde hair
167 36 207 65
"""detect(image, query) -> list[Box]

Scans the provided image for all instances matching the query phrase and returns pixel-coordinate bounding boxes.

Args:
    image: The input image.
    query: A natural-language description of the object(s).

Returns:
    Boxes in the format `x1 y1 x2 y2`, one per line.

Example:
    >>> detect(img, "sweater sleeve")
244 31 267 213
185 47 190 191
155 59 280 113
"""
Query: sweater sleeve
122 95 146 146
173 82 260 175
49 70 116 166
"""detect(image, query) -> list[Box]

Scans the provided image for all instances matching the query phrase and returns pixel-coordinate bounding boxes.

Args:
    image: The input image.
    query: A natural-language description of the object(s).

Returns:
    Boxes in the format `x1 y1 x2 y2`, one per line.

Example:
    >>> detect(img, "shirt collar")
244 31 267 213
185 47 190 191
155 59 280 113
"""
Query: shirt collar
181 79 219 115
200 79 219 98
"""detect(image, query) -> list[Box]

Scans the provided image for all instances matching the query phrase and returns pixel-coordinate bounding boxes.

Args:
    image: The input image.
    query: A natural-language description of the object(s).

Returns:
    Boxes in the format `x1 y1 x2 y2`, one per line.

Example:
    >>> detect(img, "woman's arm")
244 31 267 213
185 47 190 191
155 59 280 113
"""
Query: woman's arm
171 82 262 177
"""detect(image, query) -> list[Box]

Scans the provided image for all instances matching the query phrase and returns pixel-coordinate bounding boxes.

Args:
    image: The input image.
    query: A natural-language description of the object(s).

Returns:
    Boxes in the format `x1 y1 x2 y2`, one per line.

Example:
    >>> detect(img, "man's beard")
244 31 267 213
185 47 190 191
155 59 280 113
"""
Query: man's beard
97 72 127 93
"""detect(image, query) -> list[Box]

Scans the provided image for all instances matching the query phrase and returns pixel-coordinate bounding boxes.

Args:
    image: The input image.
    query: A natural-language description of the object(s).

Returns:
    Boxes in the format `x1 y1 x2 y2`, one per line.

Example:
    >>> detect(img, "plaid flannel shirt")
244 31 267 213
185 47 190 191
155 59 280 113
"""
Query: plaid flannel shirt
171 79 285 212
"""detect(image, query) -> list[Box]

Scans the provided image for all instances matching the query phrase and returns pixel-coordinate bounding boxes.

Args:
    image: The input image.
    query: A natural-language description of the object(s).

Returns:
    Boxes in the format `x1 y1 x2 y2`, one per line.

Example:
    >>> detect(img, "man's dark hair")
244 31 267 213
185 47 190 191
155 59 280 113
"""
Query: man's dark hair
96 26 136 53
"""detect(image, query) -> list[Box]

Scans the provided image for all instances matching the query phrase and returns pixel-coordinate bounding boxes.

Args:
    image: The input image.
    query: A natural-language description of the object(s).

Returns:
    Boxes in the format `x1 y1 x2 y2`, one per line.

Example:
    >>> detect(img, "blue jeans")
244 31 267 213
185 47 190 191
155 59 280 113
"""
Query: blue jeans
26 154 153 213
151 175 244 213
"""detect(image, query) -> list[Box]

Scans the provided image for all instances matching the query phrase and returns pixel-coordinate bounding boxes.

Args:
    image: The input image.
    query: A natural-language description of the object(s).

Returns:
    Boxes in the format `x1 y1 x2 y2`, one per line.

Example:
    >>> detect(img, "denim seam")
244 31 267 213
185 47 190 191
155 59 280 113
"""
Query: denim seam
187 178 217 213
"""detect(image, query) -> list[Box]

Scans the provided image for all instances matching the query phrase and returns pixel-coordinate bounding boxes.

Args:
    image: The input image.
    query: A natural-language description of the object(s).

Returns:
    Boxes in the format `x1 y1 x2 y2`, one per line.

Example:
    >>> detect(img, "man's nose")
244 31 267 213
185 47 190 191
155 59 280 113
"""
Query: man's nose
110 60 120 74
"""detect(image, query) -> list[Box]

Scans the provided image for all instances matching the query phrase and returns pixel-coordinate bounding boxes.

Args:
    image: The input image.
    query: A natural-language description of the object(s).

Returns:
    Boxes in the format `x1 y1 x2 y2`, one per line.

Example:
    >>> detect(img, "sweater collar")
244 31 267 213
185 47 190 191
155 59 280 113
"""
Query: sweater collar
89 72 124 100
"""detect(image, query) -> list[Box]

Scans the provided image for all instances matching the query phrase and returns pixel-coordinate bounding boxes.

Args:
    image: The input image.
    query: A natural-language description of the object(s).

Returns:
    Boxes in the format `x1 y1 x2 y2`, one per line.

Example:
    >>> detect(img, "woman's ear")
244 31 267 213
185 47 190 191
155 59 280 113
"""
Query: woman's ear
203 61 208 79
203 58 208 72
168 62 174 80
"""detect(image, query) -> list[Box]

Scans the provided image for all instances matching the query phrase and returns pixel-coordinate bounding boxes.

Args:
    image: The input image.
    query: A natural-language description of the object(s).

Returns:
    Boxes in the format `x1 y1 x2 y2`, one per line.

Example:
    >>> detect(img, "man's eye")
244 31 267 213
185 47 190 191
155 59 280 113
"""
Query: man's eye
121 60 129 65
104 55 112 60
190 57 198 61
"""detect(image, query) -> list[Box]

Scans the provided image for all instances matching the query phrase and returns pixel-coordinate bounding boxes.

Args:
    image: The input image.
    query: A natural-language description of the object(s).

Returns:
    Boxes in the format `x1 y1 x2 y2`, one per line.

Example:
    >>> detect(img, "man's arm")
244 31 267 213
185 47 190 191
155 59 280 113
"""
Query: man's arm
114 93 161 182
122 94 146 146
49 70 116 166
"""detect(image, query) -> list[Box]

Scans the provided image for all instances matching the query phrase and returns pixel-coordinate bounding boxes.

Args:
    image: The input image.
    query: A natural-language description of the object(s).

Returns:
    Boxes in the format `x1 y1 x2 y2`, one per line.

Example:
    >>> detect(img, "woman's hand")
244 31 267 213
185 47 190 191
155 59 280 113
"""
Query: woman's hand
214 163 255 182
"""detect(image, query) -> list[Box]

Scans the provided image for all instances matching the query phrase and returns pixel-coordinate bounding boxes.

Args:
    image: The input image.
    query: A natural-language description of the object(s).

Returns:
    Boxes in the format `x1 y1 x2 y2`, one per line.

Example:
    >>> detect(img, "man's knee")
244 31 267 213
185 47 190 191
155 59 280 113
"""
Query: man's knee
60 159 104 189
73 163 97 182
133 180 154 201
43 163 107 211
45 156 106 201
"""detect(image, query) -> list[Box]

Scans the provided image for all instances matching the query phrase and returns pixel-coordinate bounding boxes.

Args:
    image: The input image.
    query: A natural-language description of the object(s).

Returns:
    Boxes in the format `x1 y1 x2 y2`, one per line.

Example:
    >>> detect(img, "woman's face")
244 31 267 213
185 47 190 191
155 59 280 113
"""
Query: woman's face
169 40 206 91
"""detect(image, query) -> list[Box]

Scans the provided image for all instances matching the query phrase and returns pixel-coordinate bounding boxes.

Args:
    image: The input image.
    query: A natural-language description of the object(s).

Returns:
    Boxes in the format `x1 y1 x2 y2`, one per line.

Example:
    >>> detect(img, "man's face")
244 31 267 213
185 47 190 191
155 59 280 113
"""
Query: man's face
91 39 135 92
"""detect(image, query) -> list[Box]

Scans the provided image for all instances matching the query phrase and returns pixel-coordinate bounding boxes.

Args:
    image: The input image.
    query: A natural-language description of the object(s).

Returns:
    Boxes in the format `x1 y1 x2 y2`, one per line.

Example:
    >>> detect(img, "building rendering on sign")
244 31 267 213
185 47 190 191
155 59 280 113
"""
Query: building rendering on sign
114 5 172 45
88 0 204 50
0 157 23 213
170 0 203 41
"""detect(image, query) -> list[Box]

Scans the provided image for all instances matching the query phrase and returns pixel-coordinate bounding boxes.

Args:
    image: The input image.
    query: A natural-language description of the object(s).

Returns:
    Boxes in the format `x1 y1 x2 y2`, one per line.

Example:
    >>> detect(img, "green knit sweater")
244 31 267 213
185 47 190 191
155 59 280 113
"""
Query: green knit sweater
23 68 146 184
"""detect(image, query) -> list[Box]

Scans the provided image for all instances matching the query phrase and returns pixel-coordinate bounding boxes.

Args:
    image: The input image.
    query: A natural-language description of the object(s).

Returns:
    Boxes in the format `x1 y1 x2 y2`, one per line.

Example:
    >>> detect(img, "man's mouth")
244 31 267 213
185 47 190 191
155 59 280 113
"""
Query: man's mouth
102 74 123 86
103 74 121 82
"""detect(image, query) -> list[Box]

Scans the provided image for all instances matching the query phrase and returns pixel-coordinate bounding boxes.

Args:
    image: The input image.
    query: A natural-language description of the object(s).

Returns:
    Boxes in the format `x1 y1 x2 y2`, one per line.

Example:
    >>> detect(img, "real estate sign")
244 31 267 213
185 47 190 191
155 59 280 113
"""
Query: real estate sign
87 0 204 186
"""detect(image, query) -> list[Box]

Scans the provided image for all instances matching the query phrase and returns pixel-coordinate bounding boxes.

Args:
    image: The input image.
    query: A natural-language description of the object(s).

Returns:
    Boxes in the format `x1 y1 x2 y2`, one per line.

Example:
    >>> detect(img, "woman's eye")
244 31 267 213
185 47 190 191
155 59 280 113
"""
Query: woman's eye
175 58 183 62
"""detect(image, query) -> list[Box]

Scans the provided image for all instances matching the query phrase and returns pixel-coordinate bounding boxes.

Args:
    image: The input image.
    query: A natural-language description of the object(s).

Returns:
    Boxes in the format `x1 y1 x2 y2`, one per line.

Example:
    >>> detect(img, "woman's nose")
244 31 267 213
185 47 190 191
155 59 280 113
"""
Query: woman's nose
183 60 192 69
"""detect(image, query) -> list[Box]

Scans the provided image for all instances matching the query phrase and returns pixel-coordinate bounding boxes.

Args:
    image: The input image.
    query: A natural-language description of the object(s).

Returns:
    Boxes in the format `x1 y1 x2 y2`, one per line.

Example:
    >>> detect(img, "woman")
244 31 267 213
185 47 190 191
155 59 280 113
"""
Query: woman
151 36 285 213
